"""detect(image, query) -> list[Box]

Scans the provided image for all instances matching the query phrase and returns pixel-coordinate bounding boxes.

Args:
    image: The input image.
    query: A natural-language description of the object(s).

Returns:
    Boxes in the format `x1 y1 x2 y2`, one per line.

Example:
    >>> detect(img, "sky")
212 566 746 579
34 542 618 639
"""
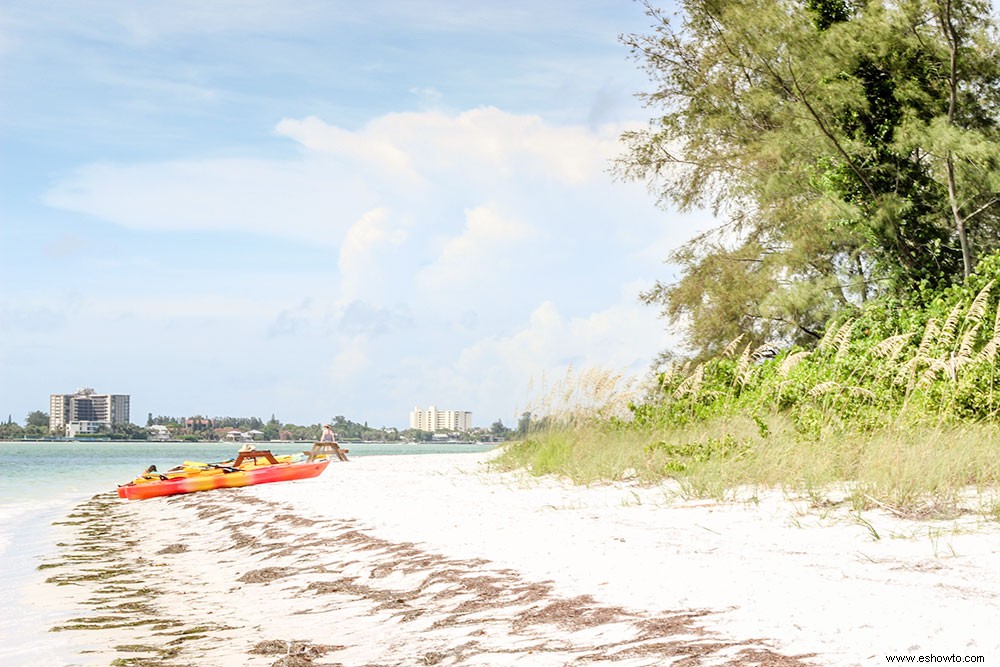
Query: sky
0 0 714 430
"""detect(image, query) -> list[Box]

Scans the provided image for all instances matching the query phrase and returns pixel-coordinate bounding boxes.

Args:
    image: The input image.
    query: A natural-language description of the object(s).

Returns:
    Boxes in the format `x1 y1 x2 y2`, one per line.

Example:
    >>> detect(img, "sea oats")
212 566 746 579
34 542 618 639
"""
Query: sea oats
966 280 994 326
817 321 838 350
673 363 704 399
524 366 641 427
721 334 745 358
658 363 681 392
975 335 1000 364
917 357 951 387
834 319 855 362
808 381 841 397
872 333 914 361
894 355 924 387
733 343 753 387
778 351 810 378
956 322 981 363
917 319 939 357
846 386 877 401
939 304 963 349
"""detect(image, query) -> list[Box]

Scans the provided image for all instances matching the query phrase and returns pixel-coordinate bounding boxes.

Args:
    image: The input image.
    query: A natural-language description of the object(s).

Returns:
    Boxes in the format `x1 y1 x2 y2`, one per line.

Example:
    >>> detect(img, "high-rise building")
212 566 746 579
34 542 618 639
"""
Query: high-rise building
49 388 130 434
409 406 472 432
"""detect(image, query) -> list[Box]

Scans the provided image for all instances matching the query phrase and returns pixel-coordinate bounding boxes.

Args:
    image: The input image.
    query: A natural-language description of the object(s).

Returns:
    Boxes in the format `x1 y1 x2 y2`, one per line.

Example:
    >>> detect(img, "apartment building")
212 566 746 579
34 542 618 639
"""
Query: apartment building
50 388 130 434
409 406 472 432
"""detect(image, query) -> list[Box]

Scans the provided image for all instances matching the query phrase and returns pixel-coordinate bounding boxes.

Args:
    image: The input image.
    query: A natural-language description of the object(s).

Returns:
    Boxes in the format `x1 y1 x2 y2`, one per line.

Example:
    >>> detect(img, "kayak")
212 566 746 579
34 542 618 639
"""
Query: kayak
117 452 331 500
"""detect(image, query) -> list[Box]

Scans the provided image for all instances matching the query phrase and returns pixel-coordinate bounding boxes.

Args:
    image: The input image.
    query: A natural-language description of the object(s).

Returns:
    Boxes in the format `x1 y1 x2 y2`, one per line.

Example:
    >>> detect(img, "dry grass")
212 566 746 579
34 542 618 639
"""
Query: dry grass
497 414 1000 513
519 365 641 429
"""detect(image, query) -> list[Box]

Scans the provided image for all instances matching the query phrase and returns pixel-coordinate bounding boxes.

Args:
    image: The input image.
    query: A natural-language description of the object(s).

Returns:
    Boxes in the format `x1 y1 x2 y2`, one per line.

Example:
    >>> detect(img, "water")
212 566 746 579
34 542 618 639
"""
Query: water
0 439 495 666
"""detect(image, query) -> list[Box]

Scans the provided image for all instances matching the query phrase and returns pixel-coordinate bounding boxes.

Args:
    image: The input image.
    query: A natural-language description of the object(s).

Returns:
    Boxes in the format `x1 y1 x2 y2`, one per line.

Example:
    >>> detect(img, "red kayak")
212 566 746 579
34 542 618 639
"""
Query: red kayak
117 452 330 500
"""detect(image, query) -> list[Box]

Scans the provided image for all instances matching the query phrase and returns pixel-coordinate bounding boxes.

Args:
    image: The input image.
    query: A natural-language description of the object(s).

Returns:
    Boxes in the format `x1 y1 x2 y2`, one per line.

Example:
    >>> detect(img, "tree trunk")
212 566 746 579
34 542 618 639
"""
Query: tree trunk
940 0 973 278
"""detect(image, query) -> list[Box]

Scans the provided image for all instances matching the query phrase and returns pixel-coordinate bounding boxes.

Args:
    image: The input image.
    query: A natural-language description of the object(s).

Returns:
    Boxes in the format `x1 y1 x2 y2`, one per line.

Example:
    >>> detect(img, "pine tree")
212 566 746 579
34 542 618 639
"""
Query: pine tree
618 0 1000 356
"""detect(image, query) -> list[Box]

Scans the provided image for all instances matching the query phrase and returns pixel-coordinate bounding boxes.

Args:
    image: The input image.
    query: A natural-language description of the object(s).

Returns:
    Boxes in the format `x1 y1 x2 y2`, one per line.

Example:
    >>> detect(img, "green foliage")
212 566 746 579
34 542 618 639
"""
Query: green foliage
619 0 1000 357
490 419 511 438
25 410 49 427
329 415 389 441
634 253 1000 429
111 422 148 440
646 434 753 473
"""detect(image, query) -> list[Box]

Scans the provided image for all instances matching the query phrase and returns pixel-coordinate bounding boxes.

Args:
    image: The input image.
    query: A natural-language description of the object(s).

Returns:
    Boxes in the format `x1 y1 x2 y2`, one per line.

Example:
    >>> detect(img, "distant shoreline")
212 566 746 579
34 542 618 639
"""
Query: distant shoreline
2 438 496 445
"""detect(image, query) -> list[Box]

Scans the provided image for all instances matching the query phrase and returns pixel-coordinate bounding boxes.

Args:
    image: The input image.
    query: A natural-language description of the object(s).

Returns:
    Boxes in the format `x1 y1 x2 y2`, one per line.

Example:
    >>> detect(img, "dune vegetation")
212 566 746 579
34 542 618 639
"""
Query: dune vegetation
496 255 1000 518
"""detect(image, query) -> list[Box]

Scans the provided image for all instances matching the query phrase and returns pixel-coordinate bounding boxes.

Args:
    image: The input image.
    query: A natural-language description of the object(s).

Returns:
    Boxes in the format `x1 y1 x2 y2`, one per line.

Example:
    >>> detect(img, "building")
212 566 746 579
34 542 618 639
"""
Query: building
50 388 131 435
65 421 105 438
409 406 472 432
149 425 170 441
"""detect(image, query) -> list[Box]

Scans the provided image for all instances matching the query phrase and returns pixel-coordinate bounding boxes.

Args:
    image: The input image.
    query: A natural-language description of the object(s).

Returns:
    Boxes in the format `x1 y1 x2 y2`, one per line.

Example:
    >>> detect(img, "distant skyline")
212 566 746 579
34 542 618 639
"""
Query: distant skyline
0 1 715 428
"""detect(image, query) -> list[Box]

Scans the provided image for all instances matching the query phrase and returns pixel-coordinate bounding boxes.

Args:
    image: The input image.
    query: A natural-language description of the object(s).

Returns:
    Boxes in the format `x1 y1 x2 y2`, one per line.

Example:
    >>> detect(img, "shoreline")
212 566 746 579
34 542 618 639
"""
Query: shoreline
39 452 1000 666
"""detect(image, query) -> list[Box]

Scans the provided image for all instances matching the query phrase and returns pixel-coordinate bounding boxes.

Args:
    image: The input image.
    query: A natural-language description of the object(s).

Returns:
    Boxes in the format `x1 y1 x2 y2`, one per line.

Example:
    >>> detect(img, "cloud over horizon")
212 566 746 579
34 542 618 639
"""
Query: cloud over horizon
2 2 718 428
29 107 707 424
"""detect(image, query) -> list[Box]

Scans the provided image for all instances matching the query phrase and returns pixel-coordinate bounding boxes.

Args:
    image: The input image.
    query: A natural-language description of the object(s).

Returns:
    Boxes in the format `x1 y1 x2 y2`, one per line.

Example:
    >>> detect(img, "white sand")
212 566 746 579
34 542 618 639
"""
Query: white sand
46 451 1000 666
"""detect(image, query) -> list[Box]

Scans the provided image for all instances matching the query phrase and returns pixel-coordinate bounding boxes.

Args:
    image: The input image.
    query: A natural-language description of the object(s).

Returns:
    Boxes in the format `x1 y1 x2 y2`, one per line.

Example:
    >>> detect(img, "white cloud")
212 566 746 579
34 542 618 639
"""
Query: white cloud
458 300 675 378
276 116 419 181
440 299 682 421
43 109 662 248
42 108 690 316
275 108 631 187
338 207 409 302
45 156 379 245
329 334 371 382
45 109 635 250
35 107 711 425
418 205 536 291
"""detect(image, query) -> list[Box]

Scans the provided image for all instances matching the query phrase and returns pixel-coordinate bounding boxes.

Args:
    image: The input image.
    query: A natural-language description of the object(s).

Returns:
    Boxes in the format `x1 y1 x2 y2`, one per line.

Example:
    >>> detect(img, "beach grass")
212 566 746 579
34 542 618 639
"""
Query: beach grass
494 417 1000 516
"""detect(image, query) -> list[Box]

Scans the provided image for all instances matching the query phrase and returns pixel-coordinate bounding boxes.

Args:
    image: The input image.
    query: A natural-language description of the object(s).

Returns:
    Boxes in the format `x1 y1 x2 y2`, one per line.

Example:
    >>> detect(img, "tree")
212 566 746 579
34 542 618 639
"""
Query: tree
399 428 433 442
617 0 1000 356
262 415 281 441
25 410 49 428
111 422 148 440
490 419 510 438
0 421 24 439
514 412 533 438
912 0 1000 276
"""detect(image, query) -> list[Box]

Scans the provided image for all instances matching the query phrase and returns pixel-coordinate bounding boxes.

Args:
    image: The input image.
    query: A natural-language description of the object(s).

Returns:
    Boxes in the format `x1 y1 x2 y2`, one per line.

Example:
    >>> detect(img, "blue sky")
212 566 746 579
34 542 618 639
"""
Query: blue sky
0 0 713 429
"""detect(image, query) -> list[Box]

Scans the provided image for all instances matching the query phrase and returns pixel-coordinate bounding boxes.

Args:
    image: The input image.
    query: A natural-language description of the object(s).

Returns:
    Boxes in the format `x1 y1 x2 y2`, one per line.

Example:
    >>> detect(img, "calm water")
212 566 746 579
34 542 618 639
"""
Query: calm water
0 439 496 666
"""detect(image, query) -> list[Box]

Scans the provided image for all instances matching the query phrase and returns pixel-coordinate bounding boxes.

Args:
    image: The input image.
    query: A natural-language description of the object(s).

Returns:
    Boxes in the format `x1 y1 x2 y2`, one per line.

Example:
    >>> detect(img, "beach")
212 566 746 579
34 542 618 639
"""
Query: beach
32 451 1000 666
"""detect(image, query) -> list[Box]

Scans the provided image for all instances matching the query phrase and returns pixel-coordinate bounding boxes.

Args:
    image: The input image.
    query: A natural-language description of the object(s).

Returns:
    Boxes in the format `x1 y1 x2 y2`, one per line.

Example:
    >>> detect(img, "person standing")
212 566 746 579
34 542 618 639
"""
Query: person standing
320 424 336 442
